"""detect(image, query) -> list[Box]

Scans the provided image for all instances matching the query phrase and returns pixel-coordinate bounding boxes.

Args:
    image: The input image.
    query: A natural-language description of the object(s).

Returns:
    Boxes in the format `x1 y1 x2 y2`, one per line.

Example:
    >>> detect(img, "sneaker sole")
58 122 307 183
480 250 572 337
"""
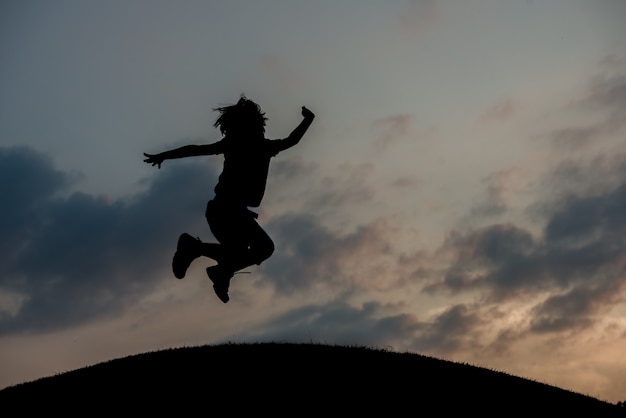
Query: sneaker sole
172 234 200 279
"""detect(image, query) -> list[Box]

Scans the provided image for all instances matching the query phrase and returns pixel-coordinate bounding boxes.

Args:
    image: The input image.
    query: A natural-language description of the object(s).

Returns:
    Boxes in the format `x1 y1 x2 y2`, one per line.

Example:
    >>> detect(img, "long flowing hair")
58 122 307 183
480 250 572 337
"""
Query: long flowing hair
213 95 267 137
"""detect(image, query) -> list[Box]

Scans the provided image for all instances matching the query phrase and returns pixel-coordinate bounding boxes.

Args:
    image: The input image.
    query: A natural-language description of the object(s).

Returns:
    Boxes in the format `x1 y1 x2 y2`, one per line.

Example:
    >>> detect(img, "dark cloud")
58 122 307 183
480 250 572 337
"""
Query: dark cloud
0 146 220 334
438 63 626 336
544 182 626 245
235 297 488 357
530 281 625 333
429 223 539 297
411 304 482 354
539 59 626 204
233 299 423 349
262 213 337 292
549 154 626 197
487 327 525 357
428 178 626 335
0 147 70 263
262 213 395 294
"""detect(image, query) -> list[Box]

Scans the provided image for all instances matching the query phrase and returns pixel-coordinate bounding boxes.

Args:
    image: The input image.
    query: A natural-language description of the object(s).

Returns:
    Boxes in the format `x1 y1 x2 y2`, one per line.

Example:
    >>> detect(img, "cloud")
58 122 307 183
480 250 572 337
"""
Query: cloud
543 180 626 247
432 59 626 338
470 167 525 219
0 146 220 334
235 296 490 358
551 125 609 151
0 147 71 261
372 113 415 152
540 59 626 206
265 157 379 230
410 303 483 354
257 57 626 354
546 146 626 209
261 213 400 294
530 281 625 333
584 73 626 111
269 160 377 218
550 116 624 152
430 223 539 297
234 299 424 349
427 176 626 335
550 64 626 151
270 155 318 182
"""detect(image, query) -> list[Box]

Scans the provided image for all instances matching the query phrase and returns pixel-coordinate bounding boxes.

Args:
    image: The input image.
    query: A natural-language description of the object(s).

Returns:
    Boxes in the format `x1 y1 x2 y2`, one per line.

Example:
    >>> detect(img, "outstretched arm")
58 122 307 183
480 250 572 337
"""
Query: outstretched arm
277 106 315 151
143 142 223 169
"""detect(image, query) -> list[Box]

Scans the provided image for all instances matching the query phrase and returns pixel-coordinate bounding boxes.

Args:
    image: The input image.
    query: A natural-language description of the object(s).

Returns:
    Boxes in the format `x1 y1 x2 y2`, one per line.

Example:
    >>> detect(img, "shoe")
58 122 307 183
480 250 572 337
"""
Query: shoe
206 265 233 303
172 233 202 279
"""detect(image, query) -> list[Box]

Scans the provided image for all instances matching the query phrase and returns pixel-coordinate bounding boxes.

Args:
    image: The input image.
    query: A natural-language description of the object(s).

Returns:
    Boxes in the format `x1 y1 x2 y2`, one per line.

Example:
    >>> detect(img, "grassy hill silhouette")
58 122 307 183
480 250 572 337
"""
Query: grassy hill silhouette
1 342 623 416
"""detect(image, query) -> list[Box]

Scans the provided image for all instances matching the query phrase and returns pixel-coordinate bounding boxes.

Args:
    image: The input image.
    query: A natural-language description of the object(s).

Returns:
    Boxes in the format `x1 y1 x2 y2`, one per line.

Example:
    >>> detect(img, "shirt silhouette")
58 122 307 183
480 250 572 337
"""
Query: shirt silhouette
144 96 315 302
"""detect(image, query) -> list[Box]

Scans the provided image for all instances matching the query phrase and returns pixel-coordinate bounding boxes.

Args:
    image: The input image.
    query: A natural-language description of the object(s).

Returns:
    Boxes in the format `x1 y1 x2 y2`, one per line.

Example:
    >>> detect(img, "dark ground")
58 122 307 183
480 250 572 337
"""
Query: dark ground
1 342 623 416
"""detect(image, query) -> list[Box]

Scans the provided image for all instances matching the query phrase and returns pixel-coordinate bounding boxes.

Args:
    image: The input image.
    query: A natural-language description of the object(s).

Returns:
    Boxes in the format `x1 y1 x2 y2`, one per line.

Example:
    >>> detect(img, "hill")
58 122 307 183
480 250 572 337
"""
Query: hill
0 342 623 416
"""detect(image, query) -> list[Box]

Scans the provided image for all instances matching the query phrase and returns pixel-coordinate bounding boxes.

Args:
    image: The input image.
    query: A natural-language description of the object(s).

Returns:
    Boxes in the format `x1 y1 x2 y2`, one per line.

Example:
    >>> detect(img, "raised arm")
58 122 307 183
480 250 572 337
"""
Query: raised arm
277 106 315 151
143 142 223 169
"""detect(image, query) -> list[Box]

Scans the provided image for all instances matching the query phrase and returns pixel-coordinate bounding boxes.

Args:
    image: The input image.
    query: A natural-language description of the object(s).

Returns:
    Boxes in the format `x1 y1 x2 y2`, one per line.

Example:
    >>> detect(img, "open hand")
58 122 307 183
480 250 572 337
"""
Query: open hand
143 152 164 169
301 106 315 120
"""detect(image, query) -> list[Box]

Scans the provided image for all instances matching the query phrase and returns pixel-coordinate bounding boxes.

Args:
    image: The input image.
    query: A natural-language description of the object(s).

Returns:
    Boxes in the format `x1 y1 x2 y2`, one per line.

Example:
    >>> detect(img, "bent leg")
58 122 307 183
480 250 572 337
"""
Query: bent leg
172 233 201 279
221 222 274 273
246 222 275 266
199 242 224 263
206 202 274 274
172 233 225 279
204 200 276 303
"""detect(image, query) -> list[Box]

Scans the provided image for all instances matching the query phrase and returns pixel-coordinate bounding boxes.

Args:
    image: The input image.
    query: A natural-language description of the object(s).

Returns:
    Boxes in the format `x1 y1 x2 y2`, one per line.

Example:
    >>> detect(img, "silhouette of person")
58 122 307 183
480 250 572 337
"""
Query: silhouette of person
144 96 315 303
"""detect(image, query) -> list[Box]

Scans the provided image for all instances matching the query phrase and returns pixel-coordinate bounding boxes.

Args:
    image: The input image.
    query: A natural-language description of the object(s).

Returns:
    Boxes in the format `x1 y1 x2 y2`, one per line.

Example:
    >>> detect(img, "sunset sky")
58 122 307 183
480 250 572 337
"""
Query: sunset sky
2 0 626 403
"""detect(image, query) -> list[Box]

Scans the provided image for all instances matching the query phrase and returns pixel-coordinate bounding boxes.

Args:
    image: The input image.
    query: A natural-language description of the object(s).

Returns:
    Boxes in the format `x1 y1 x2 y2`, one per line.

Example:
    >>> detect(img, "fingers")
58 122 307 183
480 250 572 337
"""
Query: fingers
143 152 162 168
301 106 315 119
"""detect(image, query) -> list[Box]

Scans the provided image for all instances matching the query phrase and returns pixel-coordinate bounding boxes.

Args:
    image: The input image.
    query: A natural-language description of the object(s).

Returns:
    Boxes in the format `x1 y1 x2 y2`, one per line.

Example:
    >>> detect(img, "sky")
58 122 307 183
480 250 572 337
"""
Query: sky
1 0 626 403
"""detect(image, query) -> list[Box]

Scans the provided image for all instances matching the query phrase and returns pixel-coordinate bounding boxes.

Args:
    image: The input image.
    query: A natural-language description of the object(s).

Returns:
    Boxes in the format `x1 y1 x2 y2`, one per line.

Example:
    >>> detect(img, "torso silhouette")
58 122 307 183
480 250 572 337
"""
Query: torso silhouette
213 135 285 207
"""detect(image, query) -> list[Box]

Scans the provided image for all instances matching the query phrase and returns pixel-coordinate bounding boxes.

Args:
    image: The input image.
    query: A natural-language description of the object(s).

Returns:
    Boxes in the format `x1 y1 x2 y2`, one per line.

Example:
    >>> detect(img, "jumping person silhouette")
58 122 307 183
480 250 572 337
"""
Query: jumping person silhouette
143 96 315 303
